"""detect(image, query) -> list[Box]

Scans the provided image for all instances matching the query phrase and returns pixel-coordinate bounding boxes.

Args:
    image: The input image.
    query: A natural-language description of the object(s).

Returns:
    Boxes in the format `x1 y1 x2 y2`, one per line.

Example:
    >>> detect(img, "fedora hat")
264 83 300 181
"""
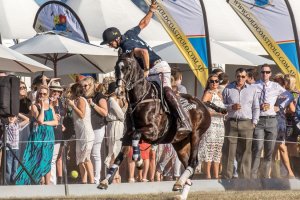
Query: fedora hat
49 81 64 91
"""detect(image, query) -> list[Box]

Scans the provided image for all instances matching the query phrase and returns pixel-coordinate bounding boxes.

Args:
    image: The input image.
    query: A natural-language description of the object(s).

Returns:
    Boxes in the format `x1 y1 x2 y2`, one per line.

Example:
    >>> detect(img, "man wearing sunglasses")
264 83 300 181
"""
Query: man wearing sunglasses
222 68 260 179
100 0 192 137
251 64 293 179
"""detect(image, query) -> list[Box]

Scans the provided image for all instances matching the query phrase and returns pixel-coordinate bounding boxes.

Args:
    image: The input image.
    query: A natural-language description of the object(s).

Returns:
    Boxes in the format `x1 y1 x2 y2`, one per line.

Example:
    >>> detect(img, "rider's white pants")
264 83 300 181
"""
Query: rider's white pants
147 61 171 88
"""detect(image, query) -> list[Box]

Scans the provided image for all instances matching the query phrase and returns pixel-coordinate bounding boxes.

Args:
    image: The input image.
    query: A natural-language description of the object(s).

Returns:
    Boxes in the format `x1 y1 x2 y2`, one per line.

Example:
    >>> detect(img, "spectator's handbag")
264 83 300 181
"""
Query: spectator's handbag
294 121 300 136
62 107 75 140
53 100 65 141
286 116 299 137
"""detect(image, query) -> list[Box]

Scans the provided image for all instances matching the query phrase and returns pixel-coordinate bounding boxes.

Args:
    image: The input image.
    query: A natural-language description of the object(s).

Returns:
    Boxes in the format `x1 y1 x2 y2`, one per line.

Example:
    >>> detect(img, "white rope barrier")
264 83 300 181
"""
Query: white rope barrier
221 135 300 144
16 137 122 144
9 133 300 145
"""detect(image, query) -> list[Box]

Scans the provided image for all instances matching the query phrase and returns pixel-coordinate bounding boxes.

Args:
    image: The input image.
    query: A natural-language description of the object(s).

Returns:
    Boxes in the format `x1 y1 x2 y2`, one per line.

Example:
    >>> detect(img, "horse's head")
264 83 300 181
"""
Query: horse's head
115 52 141 96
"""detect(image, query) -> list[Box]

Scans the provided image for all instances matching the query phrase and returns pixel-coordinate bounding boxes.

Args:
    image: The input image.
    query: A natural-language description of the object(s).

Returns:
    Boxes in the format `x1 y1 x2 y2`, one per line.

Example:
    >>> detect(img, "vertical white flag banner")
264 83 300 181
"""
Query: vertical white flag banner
145 0 210 87
228 0 300 88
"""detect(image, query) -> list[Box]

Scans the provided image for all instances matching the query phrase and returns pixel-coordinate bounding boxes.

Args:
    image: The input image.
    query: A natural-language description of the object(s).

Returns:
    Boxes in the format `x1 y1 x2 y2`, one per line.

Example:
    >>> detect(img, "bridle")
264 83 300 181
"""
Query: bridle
116 57 144 92
115 56 152 113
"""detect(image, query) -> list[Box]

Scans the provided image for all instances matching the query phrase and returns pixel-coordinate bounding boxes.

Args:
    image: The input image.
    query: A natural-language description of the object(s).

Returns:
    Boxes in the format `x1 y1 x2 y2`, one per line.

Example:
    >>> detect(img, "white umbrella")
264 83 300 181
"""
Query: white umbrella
153 40 275 66
0 44 52 73
66 0 171 46
11 32 118 77
0 0 38 39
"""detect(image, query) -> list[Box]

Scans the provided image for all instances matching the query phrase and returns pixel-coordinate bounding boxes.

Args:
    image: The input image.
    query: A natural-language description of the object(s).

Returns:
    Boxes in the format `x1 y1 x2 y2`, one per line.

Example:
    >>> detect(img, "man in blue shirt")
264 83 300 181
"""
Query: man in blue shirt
100 1 192 135
222 68 259 179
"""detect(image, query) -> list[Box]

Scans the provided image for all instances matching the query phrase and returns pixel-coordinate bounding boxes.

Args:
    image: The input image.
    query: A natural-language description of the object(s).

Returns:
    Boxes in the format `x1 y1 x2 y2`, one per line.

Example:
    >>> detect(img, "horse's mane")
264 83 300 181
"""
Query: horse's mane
116 52 144 76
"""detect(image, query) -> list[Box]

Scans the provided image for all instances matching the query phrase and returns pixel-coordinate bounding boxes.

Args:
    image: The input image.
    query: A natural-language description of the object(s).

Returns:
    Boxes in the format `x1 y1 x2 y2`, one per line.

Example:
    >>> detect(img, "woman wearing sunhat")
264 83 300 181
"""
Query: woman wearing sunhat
49 80 66 185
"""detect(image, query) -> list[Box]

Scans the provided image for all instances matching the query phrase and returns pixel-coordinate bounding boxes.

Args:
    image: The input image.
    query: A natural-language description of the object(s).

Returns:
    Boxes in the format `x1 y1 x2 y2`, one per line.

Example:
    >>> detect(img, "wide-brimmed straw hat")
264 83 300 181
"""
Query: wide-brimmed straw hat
49 81 64 91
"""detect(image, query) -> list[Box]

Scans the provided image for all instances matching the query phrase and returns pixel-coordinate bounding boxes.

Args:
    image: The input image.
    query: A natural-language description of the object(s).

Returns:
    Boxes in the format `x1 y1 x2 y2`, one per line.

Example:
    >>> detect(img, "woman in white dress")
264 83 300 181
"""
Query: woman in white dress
104 82 127 183
198 74 226 179
67 83 95 184
81 76 108 184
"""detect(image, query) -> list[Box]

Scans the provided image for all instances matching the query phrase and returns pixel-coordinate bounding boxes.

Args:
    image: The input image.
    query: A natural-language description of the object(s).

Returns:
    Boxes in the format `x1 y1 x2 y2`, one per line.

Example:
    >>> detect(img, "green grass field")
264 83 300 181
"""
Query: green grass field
7 190 300 200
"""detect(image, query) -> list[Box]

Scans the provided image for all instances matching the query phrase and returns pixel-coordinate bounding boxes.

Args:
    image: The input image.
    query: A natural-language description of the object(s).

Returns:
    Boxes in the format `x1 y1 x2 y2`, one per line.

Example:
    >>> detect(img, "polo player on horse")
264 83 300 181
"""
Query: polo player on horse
101 0 192 161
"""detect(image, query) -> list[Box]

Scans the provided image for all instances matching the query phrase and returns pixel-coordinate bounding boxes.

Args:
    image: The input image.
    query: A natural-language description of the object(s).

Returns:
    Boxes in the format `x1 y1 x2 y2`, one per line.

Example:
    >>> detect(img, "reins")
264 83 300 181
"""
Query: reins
115 56 163 134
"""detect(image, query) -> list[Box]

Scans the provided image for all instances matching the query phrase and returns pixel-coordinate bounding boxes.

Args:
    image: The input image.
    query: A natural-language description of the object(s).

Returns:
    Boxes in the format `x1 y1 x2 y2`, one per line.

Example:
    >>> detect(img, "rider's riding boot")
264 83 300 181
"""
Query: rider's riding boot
164 87 192 133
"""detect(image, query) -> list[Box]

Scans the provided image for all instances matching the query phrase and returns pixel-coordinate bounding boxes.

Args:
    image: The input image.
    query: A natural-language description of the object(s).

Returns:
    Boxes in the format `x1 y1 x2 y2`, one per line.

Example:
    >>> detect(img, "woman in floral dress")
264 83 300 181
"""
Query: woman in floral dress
198 74 226 179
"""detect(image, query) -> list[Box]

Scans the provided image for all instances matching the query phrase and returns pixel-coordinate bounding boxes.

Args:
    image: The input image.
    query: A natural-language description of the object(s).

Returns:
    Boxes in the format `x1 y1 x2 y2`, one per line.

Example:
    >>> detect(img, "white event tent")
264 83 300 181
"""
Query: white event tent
289 0 300 44
66 0 171 46
0 0 38 39
203 0 267 55
154 40 274 66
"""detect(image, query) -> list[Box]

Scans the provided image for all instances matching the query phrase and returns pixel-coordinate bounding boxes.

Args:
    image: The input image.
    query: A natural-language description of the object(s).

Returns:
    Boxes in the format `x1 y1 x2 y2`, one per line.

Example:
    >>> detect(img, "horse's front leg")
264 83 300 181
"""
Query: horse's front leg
132 131 141 161
132 131 144 169
97 146 130 189
173 130 199 191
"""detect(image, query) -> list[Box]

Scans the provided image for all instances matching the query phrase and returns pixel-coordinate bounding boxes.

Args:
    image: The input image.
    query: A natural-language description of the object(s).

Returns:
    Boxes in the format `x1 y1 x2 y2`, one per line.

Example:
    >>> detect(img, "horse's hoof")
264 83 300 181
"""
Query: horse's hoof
136 159 144 170
97 179 109 190
172 181 184 191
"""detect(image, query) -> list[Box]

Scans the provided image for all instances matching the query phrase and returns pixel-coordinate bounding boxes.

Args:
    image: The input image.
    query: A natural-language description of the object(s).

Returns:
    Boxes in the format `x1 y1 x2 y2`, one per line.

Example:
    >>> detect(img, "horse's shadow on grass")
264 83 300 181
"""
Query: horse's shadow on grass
219 178 292 190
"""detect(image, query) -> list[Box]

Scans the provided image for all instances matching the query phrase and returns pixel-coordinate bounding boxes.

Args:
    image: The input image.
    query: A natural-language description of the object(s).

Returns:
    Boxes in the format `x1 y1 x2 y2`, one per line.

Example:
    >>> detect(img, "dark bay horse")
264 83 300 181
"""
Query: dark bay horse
98 53 211 191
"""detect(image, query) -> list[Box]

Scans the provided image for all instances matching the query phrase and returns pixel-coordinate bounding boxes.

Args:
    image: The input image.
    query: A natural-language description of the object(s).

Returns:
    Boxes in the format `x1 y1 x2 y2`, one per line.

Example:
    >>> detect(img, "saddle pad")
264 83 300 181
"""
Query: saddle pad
179 96 197 112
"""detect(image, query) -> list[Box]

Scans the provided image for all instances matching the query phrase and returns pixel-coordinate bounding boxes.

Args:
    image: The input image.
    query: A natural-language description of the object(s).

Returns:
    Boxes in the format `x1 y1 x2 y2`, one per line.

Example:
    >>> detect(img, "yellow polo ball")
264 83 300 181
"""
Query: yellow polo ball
71 170 78 179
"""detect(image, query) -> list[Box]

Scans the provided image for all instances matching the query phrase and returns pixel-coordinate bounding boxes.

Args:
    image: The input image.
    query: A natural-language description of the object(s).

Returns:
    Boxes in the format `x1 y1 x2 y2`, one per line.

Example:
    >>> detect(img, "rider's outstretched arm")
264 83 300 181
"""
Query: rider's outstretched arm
138 0 157 30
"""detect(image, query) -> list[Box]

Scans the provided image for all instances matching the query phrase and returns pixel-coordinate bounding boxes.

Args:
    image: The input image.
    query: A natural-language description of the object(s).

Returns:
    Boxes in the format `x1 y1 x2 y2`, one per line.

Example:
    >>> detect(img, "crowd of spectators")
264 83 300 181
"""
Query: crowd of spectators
0 65 300 185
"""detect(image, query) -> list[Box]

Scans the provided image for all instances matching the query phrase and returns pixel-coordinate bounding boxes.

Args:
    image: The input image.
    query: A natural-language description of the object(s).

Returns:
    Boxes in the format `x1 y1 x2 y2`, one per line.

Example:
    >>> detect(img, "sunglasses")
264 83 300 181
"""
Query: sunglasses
261 71 271 74
82 84 89 88
20 86 27 90
237 75 246 79
39 92 47 96
209 79 219 84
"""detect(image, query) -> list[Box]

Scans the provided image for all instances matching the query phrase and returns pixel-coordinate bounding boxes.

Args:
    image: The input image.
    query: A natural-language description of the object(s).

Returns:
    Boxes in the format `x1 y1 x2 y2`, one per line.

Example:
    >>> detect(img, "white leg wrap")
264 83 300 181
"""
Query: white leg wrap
111 164 118 169
105 174 111 180
132 140 139 147
105 164 118 180
178 167 194 184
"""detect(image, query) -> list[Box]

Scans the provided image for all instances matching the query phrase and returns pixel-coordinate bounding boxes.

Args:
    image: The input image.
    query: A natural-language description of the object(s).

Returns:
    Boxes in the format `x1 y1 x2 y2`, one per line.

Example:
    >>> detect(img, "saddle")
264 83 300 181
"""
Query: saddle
150 81 170 114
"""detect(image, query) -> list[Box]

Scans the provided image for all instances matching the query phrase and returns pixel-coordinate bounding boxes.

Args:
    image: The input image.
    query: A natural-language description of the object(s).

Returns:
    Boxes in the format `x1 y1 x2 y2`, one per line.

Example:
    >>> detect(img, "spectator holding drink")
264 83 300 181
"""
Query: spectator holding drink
222 68 259 179
251 64 293 179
